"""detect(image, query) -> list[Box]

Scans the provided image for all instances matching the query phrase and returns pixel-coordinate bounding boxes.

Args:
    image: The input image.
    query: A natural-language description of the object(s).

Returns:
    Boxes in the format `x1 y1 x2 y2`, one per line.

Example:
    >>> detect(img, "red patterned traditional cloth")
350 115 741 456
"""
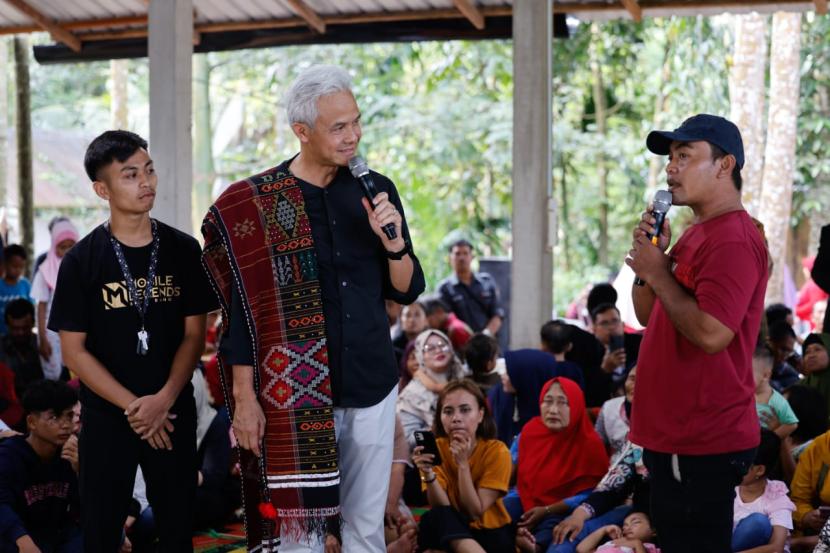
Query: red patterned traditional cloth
201 166 340 552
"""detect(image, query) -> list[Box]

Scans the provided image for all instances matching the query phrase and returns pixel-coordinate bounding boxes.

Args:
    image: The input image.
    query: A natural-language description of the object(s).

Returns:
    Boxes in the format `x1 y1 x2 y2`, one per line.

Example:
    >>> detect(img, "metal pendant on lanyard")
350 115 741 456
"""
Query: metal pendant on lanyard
105 219 160 356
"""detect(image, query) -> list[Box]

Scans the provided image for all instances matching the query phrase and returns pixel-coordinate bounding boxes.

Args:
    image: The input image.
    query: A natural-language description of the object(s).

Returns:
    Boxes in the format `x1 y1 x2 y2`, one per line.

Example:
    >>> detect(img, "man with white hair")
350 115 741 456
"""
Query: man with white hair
202 65 424 552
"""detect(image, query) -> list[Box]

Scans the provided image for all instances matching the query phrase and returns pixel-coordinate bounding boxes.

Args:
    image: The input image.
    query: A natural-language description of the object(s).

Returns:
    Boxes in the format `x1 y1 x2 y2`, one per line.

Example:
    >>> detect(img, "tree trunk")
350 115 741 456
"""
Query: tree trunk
14 37 32 271
646 38 673 193
758 13 801 304
558 155 571 272
0 39 8 223
590 24 608 267
192 53 215 232
110 59 128 128
729 13 768 217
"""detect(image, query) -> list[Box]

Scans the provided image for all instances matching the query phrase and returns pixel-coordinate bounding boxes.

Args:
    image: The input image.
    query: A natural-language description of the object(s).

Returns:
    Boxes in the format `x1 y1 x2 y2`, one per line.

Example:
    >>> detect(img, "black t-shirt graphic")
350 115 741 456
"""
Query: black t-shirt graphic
48 221 218 415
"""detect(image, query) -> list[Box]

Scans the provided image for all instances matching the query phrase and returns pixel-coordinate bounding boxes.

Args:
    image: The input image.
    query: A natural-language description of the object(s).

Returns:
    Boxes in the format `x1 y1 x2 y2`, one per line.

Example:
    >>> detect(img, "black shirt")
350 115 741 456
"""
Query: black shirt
220 159 425 408
813 224 830 331
437 272 505 333
47 221 218 416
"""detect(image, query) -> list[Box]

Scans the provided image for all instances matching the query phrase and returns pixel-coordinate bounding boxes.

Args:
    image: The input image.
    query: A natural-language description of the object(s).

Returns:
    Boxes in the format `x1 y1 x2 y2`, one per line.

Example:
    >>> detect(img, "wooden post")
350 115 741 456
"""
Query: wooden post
510 0 553 349
148 0 193 233
14 36 33 270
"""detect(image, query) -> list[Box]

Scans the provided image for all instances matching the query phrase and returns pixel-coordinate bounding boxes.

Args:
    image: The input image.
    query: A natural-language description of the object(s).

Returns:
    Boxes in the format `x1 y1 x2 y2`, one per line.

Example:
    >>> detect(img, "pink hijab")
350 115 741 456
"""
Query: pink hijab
40 220 79 290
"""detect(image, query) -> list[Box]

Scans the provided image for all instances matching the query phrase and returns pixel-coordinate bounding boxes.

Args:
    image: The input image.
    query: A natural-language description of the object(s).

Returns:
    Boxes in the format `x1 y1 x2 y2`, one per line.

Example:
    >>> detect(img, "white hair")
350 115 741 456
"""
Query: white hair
285 65 353 127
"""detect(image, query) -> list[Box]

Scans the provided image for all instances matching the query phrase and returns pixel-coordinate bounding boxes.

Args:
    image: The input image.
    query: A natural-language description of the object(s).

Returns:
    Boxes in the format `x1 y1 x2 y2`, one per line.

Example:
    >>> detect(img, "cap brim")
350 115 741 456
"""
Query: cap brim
646 130 698 155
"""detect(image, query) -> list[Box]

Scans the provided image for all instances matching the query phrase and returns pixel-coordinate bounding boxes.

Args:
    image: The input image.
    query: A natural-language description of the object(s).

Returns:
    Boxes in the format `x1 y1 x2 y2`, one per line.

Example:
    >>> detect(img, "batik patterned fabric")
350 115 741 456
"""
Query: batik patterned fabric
201 167 339 552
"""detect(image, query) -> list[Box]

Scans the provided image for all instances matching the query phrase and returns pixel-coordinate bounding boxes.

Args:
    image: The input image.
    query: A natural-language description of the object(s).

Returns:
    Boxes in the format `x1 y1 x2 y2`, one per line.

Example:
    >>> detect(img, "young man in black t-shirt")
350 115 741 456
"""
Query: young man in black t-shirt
48 130 217 553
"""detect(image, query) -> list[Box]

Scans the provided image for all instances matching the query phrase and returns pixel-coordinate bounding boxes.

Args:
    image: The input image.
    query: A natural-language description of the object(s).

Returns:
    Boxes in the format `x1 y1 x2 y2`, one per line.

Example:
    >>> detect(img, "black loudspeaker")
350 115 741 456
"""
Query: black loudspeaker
479 257 511 353
554 13 570 39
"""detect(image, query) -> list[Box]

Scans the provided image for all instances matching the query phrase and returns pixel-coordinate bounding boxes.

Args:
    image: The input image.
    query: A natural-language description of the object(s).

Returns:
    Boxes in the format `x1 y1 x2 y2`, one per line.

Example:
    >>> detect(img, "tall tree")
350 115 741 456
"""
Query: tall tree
192 54 215 232
729 13 768 217
14 37 32 268
758 12 802 303
110 59 128 128
590 23 609 267
0 39 8 221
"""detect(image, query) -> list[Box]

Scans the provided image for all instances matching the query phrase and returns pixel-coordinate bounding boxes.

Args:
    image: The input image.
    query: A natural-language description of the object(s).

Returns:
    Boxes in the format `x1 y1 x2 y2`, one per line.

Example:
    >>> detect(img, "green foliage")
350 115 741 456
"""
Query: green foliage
794 13 830 223
20 16 830 316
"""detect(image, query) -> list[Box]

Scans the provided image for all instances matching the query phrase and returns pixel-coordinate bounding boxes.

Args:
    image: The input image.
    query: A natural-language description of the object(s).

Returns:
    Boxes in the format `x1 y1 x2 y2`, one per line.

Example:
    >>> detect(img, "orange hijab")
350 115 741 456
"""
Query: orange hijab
517 377 609 511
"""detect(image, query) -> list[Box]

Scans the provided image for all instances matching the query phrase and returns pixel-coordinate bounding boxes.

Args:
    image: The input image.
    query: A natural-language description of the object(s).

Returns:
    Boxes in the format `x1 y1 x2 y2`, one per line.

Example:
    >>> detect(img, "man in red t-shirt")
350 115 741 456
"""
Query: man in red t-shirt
423 295 473 355
626 114 768 553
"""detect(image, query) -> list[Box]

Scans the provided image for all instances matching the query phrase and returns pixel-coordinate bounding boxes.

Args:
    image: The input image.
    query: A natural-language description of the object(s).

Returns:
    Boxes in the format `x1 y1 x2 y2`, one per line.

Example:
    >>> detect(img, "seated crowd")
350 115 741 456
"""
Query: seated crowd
8 239 830 553
387 281 830 553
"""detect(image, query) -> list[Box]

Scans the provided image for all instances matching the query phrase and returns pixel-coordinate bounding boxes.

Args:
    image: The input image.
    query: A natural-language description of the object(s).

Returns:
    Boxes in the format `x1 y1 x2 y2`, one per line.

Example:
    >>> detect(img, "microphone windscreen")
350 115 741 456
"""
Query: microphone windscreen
348 156 369 178
653 189 672 214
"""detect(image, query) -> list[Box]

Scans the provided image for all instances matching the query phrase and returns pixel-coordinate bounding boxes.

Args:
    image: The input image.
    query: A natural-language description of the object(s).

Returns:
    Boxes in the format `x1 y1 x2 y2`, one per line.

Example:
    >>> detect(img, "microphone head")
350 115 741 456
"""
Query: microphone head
348 156 369 178
653 189 673 214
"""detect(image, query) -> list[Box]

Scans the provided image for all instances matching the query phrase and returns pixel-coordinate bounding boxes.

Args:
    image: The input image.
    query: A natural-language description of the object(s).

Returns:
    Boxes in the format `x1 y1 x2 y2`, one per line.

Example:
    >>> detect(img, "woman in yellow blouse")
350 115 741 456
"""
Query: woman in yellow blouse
412 379 513 552
791 429 830 535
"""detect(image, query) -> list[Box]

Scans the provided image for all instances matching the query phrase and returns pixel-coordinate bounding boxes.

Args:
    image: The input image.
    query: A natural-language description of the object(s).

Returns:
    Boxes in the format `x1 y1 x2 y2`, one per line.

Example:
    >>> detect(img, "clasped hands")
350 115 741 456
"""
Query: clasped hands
125 393 176 450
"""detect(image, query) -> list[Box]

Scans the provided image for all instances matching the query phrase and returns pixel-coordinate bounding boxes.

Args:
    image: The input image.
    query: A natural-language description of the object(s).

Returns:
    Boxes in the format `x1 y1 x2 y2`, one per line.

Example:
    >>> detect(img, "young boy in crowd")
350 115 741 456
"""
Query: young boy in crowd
423 295 473 355
0 379 82 552
464 332 500 394
48 130 217 552
0 245 31 336
767 320 801 390
753 345 798 439
540 319 585 377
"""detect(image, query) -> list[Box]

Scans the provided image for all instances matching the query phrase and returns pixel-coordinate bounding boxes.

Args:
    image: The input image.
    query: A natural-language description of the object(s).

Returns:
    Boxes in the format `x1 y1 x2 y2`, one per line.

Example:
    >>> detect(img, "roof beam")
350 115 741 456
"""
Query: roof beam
3 0 81 51
619 0 643 21
552 0 809 13
0 7 514 37
816 0 828 14
453 0 485 29
284 0 326 34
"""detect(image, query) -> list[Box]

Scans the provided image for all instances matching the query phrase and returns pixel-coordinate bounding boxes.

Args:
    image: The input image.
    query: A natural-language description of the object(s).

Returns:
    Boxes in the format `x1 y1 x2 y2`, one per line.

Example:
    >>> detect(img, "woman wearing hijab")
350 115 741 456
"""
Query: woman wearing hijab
595 367 636 465
396 328 466 449
513 377 609 552
31 219 79 380
489 349 584 446
800 333 830 415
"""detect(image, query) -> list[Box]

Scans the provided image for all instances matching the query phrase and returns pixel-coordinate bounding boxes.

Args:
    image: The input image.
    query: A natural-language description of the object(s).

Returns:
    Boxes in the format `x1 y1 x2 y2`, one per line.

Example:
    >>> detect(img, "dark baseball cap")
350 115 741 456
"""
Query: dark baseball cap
646 114 744 169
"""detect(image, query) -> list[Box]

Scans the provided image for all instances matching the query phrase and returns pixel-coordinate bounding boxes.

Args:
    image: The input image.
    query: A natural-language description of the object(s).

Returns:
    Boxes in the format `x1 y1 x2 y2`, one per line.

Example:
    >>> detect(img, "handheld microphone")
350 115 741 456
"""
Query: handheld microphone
634 189 673 287
349 156 397 240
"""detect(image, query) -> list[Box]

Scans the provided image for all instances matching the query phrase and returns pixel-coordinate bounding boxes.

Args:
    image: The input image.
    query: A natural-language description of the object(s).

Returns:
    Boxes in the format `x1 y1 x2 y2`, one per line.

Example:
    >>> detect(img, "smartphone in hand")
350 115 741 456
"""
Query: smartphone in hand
414 430 442 466
609 334 625 352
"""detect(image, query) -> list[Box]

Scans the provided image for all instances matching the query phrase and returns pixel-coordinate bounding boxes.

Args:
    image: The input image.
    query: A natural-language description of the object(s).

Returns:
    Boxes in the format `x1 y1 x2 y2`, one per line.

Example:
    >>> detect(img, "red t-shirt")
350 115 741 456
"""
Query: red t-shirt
629 210 768 455
445 312 474 352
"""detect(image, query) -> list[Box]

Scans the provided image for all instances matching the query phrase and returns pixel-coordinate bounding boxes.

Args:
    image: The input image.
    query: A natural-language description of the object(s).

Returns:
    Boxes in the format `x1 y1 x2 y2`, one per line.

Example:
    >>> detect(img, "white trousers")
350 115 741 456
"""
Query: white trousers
278 386 397 553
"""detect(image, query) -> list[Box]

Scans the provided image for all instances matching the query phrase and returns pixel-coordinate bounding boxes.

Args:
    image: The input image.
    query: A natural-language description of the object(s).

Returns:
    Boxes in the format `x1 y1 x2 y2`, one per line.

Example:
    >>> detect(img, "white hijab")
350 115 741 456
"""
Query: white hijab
395 329 465 427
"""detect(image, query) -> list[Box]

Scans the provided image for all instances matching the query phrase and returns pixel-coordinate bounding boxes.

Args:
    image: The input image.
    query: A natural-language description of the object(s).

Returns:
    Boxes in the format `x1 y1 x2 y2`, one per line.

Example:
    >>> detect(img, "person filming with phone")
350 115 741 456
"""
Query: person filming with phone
411 379 513 552
590 304 641 398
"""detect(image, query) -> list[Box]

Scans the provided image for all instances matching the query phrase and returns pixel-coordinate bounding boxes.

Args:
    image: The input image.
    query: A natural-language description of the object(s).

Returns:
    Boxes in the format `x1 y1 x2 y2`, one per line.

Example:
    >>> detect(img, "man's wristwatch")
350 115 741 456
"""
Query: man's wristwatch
385 239 411 260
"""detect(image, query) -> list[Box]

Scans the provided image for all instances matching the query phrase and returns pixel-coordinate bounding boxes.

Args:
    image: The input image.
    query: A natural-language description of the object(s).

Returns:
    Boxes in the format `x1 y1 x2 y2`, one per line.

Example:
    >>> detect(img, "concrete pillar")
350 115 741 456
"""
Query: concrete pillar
149 0 193 233
510 0 553 349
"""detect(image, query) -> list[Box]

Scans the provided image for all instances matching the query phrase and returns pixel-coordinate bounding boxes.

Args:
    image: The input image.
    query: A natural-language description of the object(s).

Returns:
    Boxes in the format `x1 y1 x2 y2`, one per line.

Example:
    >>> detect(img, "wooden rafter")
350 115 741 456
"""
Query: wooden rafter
0 6 514 39
552 0 810 12
619 0 643 21
816 0 828 15
453 0 485 30
3 0 81 51
284 0 326 34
